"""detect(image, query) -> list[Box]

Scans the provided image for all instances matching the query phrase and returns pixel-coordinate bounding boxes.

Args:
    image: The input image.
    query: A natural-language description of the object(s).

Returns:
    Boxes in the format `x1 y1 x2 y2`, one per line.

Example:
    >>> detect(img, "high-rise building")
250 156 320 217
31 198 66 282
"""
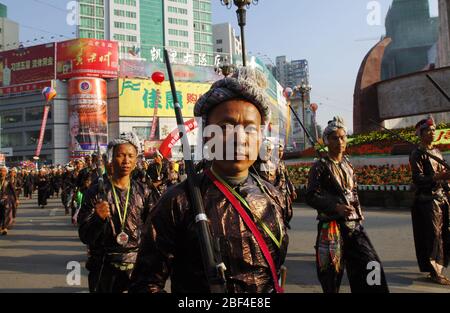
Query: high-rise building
78 0 140 59
271 56 311 151
382 0 439 79
273 56 309 88
140 0 163 60
192 0 213 65
77 0 214 64
212 23 241 64
0 3 19 51
77 0 106 40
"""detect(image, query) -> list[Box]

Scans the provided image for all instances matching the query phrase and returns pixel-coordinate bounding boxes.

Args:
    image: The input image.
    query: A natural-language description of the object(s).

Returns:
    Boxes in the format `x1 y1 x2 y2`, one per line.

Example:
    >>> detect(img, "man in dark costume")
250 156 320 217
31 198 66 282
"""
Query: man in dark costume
306 116 389 293
130 67 291 293
146 151 168 195
0 166 18 235
409 116 450 285
253 138 277 184
8 167 20 225
52 167 63 198
36 168 51 209
77 132 156 293
274 142 297 202
23 169 34 199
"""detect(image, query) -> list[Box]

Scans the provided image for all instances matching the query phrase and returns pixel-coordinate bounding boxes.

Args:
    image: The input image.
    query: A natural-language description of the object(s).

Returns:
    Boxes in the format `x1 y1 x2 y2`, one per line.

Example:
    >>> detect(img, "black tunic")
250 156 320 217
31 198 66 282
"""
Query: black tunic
409 147 450 273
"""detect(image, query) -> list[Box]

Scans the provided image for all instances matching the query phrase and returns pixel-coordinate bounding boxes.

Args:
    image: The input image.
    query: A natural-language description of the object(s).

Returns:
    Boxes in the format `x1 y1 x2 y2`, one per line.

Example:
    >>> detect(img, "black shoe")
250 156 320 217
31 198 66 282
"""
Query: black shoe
428 273 450 286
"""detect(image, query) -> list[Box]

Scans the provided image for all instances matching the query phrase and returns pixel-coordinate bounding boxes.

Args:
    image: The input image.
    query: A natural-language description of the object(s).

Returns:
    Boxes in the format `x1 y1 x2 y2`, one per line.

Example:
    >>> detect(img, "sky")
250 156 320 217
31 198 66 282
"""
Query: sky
0 0 440 131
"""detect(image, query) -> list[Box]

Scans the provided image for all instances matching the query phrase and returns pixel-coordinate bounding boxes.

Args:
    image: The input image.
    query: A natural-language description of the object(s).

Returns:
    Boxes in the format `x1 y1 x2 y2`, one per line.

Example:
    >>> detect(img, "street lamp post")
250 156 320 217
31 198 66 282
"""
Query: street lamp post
294 80 312 150
220 0 259 67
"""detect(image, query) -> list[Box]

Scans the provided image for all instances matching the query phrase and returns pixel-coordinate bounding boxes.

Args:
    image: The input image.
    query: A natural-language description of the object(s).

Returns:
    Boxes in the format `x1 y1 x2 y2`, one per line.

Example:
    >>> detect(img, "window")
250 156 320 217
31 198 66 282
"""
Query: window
1 109 23 124
26 130 52 146
79 29 95 38
127 35 137 42
80 4 94 16
114 0 136 5
216 39 222 44
126 11 136 18
127 23 137 30
217 48 223 53
25 107 51 122
80 17 95 28
1 132 23 147
96 19 104 29
168 18 188 26
95 7 104 17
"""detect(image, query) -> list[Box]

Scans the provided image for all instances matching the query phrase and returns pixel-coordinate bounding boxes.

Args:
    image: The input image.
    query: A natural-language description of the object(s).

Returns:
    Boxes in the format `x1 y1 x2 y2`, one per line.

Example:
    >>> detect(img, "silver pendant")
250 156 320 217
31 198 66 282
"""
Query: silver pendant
116 231 129 246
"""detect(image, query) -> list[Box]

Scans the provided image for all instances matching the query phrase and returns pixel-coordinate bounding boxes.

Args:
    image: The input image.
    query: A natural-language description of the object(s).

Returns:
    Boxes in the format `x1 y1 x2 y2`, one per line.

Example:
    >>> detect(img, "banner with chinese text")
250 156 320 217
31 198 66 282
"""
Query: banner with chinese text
118 78 211 118
0 43 56 95
57 39 118 79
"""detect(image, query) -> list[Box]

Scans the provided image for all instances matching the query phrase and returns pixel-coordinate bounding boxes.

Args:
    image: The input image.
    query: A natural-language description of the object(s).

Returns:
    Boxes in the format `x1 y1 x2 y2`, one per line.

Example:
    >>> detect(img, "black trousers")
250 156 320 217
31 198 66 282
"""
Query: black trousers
88 263 132 293
316 222 389 293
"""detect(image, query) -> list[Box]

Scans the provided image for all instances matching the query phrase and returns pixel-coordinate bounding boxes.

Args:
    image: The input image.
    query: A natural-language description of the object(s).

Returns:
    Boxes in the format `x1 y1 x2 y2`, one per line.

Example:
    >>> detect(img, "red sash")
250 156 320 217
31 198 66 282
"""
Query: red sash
205 169 284 293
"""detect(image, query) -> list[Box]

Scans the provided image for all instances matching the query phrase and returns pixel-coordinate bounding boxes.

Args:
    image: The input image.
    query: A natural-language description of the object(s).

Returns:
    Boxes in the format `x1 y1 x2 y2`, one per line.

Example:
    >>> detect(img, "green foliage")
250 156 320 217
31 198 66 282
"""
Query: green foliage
347 122 450 147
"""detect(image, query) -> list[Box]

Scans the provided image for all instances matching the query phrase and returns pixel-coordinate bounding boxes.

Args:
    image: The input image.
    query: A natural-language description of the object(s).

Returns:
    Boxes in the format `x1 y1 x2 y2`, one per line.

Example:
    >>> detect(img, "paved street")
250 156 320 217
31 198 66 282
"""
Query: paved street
0 196 449 293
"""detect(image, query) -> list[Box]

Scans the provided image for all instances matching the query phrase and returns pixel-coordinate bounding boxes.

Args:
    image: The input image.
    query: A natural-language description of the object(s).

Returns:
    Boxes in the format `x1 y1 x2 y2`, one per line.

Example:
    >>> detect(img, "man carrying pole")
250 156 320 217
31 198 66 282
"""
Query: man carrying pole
77 132 157 293
305 116 389 293
130 59 291 293
409 116 450 285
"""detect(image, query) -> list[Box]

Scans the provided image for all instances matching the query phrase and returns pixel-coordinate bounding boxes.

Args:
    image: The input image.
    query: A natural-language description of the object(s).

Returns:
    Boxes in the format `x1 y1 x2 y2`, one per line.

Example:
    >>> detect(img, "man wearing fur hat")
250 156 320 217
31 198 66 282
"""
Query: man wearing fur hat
130 67 291 293
306 116 389 293
77 132 157 293
409 116 450 285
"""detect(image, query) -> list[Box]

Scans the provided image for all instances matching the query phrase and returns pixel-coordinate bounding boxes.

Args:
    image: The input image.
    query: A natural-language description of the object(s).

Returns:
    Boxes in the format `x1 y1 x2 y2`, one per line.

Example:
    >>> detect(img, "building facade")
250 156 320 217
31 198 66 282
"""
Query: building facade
213 23 242 65
0 3 19 52
271 56 311 151
273 56 309 88
77 0 214 64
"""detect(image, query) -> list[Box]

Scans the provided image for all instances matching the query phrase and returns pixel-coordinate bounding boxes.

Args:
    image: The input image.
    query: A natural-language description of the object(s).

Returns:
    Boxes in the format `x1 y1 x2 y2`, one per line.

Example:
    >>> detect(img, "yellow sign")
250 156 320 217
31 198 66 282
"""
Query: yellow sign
118 79 211 118
435 128 450 145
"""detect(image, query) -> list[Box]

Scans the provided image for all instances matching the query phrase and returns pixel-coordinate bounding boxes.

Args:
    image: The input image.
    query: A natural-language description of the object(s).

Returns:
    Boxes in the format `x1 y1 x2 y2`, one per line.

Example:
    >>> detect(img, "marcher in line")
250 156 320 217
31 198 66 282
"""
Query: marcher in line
130 67 291 293
409 116 450 285
306 116 389 293
78 132 157 293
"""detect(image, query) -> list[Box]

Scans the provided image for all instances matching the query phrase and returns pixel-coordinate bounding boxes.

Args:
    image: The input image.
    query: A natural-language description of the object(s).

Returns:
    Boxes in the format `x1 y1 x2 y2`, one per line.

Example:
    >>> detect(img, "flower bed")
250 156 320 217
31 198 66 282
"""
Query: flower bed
289 123 450 158
287 164 412 188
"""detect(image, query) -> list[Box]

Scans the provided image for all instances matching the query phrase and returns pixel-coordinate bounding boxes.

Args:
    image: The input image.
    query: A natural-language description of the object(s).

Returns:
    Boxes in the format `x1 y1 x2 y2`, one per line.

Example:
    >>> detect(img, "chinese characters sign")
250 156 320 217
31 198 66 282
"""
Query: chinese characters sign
119 59 221 83
57 39 118 79
118 78 211 118
0 43 56 95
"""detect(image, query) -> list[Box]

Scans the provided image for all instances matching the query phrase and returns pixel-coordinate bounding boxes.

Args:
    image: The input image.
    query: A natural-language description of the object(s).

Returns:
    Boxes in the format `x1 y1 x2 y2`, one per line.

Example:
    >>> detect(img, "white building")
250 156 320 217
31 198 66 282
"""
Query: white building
108 0 141 59
212 23 242 64
77 0 141 60
77 0 214 64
